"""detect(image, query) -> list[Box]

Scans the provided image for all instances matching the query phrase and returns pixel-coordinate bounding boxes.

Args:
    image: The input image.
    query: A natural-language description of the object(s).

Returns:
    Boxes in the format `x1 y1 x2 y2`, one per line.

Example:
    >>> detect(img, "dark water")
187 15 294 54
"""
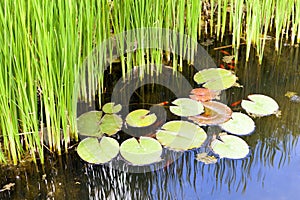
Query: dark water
1 41 300 200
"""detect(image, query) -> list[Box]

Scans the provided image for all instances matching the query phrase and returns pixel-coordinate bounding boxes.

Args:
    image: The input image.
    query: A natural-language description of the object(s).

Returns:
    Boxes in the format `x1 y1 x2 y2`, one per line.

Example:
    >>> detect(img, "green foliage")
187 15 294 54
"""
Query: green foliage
170 98 204 117
102 103 122 114
77 137 119 164
0 0 297 165
125 109 157 128
211 133 250 159
220 112 255 136
120 137 162 165
193 68 238 90
156 121 207 151
241 94 279 117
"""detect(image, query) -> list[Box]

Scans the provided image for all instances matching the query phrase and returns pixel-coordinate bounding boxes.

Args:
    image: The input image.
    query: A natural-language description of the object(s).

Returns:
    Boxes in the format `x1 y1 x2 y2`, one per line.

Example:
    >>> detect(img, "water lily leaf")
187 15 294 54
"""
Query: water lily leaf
102 102 122 114
189 88 220 102
99 114 123 136
193 68 237 90
120 137 162 165
220 112 255 136
211 134 250 159
126 109 157 127
156 121 207 151
170 98 204 117
77 137 119 164
77 111 103 137
189 101 232 125
241 94 279 117
196 152 218 164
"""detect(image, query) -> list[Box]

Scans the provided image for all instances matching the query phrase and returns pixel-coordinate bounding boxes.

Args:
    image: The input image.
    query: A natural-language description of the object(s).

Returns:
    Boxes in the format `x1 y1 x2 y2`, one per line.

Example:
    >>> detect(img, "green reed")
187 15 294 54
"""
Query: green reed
0 0 109 164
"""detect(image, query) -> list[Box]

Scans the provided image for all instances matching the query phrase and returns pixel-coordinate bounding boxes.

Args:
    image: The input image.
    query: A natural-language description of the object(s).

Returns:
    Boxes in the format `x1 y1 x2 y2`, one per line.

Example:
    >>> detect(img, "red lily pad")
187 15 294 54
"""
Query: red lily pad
189 88 220 102
188 101 232 125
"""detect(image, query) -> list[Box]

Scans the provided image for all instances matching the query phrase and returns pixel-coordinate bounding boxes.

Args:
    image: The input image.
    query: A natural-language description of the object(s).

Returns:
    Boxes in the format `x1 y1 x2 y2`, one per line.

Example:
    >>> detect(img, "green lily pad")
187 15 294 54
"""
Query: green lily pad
77 111 103 137
99 114 123 136
193 68 237 90
156 121 207 151
120 137 162 165
77 137 119 164
102 102 122 114
125 109 157 127
220 112 255 135
170 98 204 117
211 133 250 159
241 94 279 117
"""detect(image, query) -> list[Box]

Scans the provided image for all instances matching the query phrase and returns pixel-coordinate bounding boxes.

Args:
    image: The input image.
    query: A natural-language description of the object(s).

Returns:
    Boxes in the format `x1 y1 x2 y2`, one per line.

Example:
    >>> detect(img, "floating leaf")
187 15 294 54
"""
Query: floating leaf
77 137 119 164
189 101 232 125
102 102 122 114
196 152 218 164
211 133 250 159
99 114 122 136
190 88 220 102
285 91 300 103
170 98 204 117
156 121 207 151
222 55 235 64
193 68 237 90
241 94 279 117
77 111 103 137
126 109 157 127
120 137 162 165
220 112 255 135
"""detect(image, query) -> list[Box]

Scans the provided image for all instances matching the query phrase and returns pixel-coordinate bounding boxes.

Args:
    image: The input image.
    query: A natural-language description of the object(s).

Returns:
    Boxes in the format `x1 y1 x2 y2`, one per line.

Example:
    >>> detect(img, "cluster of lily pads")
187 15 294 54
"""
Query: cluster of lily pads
76 68 280 165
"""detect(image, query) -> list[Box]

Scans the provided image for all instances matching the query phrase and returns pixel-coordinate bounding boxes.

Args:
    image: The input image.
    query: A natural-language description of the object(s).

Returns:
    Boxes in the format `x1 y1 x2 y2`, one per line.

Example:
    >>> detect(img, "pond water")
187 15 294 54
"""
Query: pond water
0 41 300 200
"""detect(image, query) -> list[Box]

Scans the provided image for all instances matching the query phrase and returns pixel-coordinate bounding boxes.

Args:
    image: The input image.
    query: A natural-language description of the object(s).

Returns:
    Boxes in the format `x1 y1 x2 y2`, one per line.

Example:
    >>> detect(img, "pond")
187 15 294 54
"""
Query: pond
0 40 300 200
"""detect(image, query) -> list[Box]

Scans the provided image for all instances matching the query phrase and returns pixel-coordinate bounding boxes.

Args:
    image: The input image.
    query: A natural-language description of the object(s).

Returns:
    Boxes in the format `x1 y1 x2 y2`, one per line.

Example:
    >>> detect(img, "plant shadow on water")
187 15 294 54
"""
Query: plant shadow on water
1 42 300 200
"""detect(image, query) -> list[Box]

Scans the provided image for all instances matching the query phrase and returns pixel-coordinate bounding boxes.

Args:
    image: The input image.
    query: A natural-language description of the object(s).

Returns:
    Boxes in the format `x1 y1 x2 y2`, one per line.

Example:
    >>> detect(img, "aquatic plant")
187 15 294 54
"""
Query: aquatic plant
0 0 297 165
76 68 280 166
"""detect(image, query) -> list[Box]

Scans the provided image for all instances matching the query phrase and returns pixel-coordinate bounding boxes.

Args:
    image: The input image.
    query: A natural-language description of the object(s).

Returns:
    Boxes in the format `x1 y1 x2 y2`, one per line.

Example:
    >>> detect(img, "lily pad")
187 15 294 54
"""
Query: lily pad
156 121 207 151
99 114 123 136
126 109 157 127
211 133 250 159
193 68 237 90
77 111 103 137
220 112 255 136
189 88 220 102
241 94 279 117
102 102 122 114
77 137 119 164
120 137 162 165
170 98 204 117
189 101 232 125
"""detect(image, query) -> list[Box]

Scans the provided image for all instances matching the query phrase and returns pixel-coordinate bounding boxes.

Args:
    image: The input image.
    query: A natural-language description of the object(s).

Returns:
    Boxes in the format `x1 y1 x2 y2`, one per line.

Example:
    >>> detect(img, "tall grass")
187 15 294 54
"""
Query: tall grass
0 0 108 164
0 0 299 165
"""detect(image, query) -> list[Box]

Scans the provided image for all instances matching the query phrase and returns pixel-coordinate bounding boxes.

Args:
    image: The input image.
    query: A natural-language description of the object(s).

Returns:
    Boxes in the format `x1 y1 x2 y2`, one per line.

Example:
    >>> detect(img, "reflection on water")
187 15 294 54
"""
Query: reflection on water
1 43 300 200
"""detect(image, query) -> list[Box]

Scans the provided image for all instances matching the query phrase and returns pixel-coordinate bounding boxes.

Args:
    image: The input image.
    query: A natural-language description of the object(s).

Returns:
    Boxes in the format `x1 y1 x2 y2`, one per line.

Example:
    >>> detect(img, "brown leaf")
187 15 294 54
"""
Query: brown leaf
189 101 232 125
190 88 220 102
